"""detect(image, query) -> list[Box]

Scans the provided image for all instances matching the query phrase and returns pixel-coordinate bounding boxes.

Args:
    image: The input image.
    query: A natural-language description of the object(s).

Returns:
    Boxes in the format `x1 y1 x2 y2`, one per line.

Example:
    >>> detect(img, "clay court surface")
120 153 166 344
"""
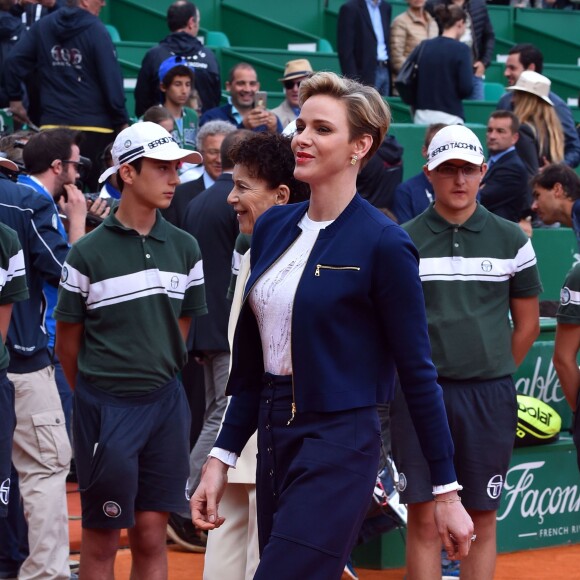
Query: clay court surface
67 483 580 579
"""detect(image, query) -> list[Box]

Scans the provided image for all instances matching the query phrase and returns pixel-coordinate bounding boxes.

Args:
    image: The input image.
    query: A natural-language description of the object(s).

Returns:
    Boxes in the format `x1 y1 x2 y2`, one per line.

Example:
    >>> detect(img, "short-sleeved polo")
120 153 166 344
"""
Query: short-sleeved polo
0 223 29 370
404 203 543 380
54 210 207 394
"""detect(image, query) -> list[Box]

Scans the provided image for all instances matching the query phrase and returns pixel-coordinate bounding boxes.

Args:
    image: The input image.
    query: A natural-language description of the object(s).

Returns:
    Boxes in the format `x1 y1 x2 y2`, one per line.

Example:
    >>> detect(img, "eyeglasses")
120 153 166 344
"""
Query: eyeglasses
435 164 482 179
62 160 82 169
284 80 302 90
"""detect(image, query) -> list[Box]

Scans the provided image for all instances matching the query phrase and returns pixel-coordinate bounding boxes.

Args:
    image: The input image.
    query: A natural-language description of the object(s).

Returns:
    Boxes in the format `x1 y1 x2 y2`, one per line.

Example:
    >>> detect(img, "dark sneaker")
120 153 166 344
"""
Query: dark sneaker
166 512 207 553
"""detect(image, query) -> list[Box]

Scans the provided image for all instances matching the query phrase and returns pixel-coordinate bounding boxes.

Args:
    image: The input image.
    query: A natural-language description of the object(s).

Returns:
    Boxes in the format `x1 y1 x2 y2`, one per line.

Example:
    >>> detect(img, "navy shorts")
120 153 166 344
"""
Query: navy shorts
73 375 191 529
0 372 16 518
391 376 517 511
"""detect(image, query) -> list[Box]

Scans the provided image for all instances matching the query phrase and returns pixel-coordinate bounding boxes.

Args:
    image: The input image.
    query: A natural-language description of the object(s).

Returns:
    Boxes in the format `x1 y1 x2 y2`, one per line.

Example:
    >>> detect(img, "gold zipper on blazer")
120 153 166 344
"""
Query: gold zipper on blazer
237 236 302 426
315 264 361 276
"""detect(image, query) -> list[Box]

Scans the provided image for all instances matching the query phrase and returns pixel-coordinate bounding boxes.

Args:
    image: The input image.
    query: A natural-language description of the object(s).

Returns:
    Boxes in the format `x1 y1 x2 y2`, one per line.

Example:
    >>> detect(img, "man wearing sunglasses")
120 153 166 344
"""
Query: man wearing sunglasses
271 59 313 129
391 125 542 580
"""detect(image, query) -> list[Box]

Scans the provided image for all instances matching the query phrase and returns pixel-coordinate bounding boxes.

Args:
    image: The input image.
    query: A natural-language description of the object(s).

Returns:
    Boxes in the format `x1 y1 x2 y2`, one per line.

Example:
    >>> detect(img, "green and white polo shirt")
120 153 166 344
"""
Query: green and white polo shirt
404 203 542 380
557 263 580 325
0 223 28 371
54 210 207 394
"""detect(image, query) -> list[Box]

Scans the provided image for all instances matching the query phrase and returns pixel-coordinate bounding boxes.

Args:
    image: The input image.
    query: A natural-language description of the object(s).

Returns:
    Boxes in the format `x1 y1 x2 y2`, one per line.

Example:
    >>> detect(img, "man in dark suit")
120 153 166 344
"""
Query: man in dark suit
337 0 392 96
479 111 530 225
162 120 237 228
166 129 251 547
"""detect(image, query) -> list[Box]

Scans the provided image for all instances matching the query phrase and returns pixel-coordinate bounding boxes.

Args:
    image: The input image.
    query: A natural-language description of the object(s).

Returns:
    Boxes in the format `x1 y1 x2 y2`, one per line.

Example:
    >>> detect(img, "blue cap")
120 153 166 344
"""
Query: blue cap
158 55 194 84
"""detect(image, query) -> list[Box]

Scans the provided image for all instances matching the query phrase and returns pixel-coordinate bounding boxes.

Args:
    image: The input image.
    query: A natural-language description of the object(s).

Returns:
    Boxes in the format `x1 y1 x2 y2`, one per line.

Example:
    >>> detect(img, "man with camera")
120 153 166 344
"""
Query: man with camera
200 63 282 134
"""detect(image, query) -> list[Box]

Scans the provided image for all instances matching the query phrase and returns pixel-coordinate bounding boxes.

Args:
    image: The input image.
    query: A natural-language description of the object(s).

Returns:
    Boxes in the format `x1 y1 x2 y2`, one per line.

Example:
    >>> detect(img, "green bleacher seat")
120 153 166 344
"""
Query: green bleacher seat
205 30 231 48
105 24 121 43
484 82 505 102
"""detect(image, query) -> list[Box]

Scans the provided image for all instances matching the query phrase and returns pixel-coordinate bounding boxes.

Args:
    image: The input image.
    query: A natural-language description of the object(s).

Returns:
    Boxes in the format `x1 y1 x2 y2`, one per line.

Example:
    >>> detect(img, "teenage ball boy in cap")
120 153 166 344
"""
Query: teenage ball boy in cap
390 125 542 580
55 122 207 578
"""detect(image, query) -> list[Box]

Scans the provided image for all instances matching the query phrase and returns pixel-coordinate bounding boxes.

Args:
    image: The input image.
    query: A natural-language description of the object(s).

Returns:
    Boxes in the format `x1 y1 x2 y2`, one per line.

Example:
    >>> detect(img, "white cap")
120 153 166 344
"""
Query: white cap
0 156 18 173
98 122 203 183
506 70 553 106
426 125 485 170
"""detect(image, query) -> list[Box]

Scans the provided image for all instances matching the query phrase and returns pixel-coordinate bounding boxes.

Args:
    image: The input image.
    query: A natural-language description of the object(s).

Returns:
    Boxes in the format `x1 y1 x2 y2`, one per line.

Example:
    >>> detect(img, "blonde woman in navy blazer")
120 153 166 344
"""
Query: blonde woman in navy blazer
192 72 474 579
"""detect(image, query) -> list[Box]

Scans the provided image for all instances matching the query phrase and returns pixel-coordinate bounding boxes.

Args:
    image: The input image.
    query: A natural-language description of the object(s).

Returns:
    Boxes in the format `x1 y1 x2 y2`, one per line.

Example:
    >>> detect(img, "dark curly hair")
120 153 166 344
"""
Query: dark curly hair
229 133 310 204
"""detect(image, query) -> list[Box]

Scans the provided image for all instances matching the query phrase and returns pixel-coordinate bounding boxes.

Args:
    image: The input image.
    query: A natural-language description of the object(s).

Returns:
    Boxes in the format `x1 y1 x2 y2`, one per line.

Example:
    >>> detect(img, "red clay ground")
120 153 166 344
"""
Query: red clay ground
68 483 580 579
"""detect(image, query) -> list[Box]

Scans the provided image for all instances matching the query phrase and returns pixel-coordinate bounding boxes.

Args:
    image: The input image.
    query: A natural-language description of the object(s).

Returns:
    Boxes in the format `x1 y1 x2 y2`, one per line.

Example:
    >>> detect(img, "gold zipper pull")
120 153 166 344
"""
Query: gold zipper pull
287 402 296 425
315 265 320 276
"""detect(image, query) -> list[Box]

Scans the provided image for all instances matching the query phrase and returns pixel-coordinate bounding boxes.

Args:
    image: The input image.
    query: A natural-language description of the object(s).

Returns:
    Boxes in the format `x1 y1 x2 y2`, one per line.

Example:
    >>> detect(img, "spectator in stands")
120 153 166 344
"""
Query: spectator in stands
166 130 251 553
0 0 25 108
507 71 564 166
135 0 221 117
200 63 282 133
392 124 541 580
4 0 129 192
479 111 531 224
272 59 313 128
337 0 392 96
0 146 73 580
392 123 445 223
158 56 199 151
497 43 580 168
162 120 236 228
413 4 473 124
10 0 63 29
143 105 175 134
426 0 495 101
530 163 580 246
389 0 438 79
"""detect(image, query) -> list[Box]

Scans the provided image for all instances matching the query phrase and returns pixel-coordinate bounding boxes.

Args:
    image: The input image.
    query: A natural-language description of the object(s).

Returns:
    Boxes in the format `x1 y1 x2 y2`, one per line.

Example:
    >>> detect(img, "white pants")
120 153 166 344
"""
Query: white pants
203 483 259 580
10 366 71 580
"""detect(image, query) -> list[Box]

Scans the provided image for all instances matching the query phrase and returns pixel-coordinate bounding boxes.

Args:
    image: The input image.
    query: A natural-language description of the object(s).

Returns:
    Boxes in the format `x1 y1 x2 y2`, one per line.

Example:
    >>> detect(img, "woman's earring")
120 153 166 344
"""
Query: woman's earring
351 155 358 166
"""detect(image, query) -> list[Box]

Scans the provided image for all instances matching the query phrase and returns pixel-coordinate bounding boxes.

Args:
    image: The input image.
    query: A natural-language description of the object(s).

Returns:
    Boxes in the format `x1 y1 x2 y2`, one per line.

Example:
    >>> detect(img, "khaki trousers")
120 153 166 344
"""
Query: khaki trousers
9 366 71 580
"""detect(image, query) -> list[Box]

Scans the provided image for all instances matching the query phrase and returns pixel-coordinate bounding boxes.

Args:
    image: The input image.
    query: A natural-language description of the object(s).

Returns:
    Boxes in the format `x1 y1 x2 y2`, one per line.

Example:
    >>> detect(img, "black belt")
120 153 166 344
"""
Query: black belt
377 59 389 67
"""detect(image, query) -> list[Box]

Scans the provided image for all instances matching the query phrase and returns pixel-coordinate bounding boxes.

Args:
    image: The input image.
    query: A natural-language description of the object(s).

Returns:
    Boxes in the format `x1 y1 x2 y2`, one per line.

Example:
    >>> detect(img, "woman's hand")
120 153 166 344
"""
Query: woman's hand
433 493 475 560
190 457 229 530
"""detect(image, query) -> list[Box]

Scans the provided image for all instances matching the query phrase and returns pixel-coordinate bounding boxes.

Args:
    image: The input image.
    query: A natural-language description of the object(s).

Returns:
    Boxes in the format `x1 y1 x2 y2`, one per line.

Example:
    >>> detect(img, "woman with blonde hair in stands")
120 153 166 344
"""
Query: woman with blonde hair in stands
191 71 474 579
508 70 565 166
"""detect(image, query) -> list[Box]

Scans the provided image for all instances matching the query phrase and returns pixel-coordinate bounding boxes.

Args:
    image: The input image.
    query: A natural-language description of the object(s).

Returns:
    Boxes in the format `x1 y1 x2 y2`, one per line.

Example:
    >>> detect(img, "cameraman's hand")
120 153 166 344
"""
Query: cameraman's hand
59 183 87 243
88 196 111 220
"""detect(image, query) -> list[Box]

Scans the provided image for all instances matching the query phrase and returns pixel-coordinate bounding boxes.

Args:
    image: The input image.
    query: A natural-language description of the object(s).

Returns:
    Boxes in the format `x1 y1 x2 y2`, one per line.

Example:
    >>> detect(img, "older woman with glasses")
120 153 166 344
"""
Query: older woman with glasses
192 72 474 579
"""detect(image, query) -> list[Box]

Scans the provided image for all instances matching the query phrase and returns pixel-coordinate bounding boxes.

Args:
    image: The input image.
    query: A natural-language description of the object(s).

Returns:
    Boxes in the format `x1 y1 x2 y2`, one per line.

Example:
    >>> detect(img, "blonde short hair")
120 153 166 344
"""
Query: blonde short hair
299 72 391 168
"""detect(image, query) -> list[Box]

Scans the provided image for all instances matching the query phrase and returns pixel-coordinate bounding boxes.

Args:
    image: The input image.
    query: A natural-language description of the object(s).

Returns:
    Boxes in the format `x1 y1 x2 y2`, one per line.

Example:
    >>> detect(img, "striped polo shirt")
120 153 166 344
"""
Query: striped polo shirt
0 223 28 370
557 263 580 325
55 210 207 394
404 203 542 380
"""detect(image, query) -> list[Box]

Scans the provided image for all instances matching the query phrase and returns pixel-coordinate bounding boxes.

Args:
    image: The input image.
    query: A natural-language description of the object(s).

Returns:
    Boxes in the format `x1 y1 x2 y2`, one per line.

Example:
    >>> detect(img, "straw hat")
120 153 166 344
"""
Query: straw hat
278 59 313 83
506 70 553 106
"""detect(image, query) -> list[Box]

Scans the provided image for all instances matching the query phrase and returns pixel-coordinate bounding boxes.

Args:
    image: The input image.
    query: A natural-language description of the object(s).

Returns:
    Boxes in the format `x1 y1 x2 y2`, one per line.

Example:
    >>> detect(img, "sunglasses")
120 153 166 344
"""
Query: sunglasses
284 80 302 90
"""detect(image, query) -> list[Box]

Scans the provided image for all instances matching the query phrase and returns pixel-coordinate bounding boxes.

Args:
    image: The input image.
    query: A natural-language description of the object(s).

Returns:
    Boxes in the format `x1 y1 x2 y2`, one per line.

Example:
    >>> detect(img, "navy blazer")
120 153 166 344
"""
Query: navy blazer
216 194 457 486
337 0 392 86
479 149 530 222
